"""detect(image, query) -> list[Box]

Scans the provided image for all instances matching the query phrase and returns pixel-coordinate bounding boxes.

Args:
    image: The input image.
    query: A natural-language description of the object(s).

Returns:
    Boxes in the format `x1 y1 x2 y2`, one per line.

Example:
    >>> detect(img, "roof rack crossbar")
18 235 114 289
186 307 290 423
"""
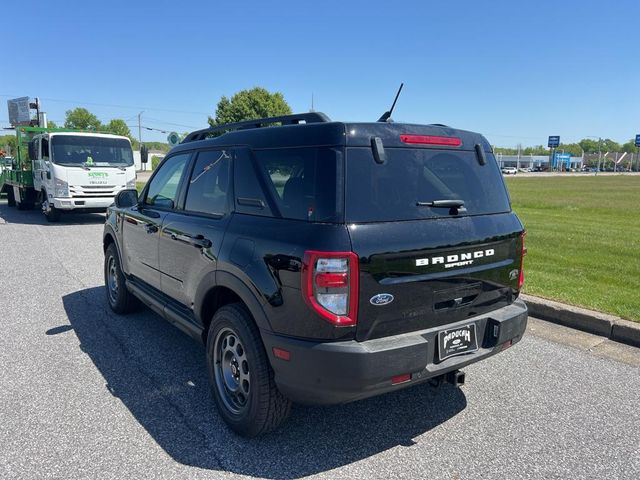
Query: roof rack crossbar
182 112 331 143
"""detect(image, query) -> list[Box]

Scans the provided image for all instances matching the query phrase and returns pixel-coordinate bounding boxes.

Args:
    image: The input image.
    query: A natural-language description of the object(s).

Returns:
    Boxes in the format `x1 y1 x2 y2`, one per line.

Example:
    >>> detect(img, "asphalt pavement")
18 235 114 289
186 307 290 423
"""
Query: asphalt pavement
0 201 638 480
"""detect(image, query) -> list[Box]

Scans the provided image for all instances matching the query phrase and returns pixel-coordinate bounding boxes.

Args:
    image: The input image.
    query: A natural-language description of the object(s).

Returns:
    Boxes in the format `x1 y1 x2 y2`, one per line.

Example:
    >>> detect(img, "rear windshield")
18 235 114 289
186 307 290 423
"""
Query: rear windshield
345 147 510 222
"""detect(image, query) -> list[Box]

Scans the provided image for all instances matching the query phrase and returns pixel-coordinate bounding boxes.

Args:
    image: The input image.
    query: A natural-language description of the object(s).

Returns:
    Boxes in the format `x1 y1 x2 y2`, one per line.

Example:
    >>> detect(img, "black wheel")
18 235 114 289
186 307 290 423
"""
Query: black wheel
104 243 138 314
6 188 16 207
207 303 291 437
42 192 61 222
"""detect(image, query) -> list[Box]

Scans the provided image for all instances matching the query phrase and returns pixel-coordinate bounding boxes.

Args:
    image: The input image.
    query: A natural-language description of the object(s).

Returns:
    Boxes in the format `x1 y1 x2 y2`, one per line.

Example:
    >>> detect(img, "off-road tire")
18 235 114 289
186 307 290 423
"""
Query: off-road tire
207 303 291 437
104 243 139 314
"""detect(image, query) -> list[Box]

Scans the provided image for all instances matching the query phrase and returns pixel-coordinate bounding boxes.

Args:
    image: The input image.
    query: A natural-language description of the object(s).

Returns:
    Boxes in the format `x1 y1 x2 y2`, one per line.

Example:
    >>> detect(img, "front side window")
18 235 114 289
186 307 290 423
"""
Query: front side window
51 135 133 167
184 150 231 216
145 153 190 209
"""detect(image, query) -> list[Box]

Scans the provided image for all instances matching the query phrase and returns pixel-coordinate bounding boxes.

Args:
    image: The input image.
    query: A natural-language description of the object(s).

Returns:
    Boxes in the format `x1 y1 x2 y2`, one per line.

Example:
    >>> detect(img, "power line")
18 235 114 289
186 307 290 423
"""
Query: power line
143 116 202 130
0 94 212 116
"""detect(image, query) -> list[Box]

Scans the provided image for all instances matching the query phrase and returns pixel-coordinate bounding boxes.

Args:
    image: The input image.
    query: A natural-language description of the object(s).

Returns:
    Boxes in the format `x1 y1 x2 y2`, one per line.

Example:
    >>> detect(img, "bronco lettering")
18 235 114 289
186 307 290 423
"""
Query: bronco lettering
416 248 495 268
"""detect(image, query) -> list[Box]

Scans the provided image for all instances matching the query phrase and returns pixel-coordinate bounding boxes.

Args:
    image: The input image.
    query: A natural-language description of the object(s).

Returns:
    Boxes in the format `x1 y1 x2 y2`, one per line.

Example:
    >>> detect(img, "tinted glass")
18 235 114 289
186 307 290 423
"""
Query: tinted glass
254 147 341 222
234 149 273 217
345 147 511 222
51 135 133 167
145 153 190 209
184 150 230 216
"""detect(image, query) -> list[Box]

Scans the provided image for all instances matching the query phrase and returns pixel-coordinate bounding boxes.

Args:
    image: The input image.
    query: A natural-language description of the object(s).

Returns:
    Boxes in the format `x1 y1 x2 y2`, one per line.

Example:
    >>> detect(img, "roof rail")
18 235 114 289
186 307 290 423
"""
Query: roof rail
182 112 331 143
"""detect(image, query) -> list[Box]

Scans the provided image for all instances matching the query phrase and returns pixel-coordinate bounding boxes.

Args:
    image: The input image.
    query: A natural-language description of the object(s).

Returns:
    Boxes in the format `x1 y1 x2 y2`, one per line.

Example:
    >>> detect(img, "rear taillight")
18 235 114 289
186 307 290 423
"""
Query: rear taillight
302 251 359 326
518 231 527 290
400 134 462 146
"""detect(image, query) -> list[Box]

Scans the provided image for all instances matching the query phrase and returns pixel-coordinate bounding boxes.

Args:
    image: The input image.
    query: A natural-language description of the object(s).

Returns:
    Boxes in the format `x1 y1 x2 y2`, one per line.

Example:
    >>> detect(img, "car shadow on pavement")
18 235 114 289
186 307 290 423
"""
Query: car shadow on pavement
62 287 467 479
0 202 105 225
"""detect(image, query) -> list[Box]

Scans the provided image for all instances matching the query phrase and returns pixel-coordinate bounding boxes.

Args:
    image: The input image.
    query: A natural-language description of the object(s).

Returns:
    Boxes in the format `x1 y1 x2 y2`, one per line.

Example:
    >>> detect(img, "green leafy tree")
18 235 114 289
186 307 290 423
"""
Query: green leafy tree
601 139 620 152
106 119 132 138
64 107 101 130
557 143 583 156
47 120 58 129
621 139 637 153
208 87 292 128
0 135 17 156
578 138 600 153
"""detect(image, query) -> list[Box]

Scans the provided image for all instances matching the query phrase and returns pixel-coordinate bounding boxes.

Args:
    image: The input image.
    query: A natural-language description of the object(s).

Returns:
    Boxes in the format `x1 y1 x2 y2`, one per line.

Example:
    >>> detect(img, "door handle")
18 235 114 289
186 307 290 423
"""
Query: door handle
145 223 158 234
170 232 211 249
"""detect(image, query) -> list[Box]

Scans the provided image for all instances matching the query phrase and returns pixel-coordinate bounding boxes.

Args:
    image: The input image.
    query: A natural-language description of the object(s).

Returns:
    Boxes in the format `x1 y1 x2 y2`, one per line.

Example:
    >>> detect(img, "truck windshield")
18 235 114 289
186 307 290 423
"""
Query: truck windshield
51 135 134 167
345 147 511 222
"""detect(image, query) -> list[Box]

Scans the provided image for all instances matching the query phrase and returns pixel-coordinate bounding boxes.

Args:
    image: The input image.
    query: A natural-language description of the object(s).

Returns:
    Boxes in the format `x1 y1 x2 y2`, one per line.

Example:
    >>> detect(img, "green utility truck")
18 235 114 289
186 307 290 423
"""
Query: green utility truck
1 125 136 221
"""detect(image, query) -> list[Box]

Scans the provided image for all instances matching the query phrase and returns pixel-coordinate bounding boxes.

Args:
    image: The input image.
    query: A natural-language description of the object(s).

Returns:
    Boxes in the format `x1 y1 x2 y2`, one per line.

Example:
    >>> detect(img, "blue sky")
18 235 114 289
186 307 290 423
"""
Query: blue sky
1 0 638 147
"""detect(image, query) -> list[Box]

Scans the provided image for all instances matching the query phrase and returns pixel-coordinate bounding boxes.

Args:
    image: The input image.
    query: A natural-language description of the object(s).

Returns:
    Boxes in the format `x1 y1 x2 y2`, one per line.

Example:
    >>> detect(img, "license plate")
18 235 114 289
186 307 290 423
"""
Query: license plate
438 323 478 361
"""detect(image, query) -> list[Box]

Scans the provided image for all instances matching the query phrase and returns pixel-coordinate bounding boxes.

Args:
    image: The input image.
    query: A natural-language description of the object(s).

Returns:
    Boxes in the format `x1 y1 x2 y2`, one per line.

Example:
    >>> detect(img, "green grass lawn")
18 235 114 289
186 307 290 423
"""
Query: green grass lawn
505 176 640 322
136 175 639 321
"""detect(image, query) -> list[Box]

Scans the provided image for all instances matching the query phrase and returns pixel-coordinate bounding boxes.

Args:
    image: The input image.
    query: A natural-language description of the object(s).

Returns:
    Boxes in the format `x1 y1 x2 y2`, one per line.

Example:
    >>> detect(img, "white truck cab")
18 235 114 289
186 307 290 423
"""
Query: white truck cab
30 132 136 221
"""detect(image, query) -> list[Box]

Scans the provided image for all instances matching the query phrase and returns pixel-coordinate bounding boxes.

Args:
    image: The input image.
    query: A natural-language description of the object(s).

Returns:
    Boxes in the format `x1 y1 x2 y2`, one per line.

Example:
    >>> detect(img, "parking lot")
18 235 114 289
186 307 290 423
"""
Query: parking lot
1 201 639 480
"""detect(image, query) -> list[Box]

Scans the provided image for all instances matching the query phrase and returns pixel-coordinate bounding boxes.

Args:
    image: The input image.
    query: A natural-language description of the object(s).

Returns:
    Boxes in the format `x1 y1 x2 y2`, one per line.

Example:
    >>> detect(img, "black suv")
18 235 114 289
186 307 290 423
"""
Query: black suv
103 112 528 436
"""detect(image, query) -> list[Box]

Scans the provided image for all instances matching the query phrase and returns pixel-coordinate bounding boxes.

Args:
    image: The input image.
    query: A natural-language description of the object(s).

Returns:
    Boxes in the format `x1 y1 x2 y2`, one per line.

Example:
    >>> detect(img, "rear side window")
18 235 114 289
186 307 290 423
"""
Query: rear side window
184 150 230 216
253 147 342 222
345 147 510 222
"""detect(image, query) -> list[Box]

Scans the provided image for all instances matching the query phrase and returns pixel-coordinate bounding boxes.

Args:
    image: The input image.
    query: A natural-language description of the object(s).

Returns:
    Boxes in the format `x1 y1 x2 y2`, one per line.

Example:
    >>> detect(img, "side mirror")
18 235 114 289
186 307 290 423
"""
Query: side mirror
140 144 149 164
114 189 139 208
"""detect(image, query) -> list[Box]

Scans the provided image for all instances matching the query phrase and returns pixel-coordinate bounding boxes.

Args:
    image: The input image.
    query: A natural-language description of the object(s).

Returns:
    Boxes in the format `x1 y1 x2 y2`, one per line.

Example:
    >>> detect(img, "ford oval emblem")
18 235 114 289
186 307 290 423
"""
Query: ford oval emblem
370 293 394 306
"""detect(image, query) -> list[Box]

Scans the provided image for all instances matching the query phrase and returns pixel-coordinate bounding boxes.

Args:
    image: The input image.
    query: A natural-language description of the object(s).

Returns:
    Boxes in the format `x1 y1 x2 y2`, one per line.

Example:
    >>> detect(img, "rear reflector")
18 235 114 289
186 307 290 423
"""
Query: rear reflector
391 373 411 385
400 134 462 147
272 348 291 361
315 272 348 288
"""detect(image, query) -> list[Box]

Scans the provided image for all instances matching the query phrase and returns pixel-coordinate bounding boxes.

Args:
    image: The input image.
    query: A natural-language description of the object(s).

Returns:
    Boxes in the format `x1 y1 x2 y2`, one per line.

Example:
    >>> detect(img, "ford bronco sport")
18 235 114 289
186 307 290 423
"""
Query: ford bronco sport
103 112 528 436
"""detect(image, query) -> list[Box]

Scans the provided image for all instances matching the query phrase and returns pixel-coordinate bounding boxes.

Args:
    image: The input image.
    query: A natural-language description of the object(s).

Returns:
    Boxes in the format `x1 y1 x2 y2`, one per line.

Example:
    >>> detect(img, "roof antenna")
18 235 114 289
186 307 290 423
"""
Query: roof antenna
377 83 404 122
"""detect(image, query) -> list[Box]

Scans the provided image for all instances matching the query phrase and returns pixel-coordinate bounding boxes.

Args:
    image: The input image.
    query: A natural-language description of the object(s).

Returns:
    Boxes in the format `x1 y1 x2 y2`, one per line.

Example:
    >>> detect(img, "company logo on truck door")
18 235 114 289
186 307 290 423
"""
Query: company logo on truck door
416 249 495 269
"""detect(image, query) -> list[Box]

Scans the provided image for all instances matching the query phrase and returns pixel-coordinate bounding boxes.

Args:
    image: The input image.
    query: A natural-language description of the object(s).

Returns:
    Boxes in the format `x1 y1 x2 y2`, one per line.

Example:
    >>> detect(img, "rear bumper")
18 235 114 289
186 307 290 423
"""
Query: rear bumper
52 197 114 211
262 298 528 405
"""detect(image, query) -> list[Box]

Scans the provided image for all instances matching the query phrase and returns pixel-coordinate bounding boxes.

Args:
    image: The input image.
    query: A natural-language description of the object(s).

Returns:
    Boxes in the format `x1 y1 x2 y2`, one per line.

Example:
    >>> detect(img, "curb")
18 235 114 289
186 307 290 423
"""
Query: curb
521 294 640 348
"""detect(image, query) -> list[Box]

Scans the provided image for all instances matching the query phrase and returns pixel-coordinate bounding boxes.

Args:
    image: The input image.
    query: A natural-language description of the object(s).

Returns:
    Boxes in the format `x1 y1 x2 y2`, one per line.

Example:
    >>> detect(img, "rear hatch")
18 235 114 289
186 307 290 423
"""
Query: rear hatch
345 140 525 341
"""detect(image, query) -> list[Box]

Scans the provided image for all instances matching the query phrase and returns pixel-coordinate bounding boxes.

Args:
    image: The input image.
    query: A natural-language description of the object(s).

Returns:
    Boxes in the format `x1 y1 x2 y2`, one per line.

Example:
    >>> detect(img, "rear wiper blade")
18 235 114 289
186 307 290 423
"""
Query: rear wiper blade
416 199 465 208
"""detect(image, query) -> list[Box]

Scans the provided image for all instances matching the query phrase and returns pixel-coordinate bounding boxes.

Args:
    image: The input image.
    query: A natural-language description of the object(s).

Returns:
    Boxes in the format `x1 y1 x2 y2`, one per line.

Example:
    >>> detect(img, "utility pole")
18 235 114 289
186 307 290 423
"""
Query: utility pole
138 111 144 171
517 143 521 172
596 137 602 176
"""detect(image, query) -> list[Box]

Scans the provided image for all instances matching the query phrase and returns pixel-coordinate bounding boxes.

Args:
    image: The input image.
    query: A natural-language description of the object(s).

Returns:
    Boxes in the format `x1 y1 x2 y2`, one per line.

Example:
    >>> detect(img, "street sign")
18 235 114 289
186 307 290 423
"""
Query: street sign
635 134 640 148
7 97 31 126
167 132 181 146
548 136 560 148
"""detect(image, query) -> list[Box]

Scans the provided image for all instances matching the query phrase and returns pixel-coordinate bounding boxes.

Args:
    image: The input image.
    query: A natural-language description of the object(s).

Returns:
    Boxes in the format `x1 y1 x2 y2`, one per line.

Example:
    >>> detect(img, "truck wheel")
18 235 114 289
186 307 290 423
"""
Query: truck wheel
6 188 16 207
42 194 61 222
207 303 291 437
104 243 139 314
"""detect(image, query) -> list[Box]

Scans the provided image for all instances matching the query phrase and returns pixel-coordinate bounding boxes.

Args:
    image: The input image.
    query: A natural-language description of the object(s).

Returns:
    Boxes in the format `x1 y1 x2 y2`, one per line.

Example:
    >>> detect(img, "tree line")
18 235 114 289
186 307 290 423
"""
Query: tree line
1 87 637 158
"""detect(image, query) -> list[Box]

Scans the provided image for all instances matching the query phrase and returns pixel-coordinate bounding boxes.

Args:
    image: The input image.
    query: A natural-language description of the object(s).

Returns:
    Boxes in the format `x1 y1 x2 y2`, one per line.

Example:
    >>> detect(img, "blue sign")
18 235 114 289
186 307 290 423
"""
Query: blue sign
548 136 560 148
552 152 571 169
635 134 640 148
